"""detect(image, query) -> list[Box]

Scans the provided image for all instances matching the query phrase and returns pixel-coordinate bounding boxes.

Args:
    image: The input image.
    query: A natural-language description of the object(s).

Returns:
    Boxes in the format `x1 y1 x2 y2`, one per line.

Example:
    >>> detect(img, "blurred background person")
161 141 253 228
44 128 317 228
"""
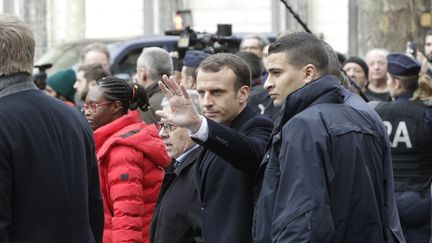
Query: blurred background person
240 34 270 59
237 51 280 121
80 42 111 69
45 68 77 106
374 53 432 243
422 30 432 72
180 50 210 90
342 56 369 92
84 76 170 243
240 34 271 83
365 48 391 101
150 90 203 243
236 51 263 88
136 47 173 124
74 63 111 110
170 70 183 85
407 30 432 74
0 14 104 243
413 71 432 100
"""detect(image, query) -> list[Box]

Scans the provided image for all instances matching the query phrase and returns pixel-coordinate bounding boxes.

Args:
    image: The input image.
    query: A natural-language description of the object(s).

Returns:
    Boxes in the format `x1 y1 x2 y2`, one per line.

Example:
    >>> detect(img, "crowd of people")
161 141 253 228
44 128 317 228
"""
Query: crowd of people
1 13 432 243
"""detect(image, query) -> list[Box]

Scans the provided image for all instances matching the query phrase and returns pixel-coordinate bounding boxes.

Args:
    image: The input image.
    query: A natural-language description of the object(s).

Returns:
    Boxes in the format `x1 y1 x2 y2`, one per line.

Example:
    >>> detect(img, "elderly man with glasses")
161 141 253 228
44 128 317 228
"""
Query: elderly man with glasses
150 90 203 243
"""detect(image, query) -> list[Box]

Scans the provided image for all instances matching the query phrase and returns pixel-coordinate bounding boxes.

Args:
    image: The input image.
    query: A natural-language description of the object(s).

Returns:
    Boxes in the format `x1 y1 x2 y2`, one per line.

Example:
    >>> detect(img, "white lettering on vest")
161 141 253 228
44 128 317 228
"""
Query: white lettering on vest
383 121 412 148
383 121 392 136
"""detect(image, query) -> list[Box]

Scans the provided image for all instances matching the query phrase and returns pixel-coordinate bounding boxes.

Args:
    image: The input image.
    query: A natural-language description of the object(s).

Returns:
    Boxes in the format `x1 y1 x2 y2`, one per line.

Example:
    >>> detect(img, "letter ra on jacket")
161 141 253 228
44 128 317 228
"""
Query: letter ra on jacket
383 121 413 148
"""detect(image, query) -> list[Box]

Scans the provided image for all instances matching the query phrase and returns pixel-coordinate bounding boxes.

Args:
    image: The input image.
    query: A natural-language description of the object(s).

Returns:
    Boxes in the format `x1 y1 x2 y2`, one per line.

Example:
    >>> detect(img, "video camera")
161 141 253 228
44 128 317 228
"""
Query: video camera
167 24 240 58
32 63 52 90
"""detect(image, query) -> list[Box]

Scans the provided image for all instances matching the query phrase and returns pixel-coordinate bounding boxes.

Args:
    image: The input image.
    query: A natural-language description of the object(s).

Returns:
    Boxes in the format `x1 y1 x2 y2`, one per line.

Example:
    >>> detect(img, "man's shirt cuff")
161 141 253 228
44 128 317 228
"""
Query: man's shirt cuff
189 115 208 142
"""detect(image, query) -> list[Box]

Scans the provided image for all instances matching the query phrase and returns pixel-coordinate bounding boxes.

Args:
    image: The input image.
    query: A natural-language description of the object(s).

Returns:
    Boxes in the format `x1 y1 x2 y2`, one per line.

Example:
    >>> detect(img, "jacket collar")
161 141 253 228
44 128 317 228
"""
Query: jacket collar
229 104 258 130
94 110 142 152
174 145 201 175
275 75 344 131
145 81 160 98
0 73 37 98
394 93 412 102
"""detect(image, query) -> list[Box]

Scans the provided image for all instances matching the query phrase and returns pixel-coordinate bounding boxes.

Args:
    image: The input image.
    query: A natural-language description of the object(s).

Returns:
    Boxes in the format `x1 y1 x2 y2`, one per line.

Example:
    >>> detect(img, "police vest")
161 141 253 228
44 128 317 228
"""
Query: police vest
375 100 432 193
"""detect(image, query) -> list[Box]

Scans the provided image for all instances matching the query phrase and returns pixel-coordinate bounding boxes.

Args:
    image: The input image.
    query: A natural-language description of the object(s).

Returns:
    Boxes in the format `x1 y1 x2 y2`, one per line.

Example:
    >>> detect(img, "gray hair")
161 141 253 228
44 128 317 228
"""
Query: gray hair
137 47 173 82
79 42 111 64
0 14 35 76
241 34 270 49
365 48 389 62
161 89 202 115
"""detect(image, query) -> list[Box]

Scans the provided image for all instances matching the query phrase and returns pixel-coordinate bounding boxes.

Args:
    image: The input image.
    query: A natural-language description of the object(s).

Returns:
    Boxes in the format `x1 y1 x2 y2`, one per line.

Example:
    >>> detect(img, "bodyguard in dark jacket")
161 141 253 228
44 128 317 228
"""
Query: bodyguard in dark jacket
156 53 273 243
0 14 104 243
253 32 395 242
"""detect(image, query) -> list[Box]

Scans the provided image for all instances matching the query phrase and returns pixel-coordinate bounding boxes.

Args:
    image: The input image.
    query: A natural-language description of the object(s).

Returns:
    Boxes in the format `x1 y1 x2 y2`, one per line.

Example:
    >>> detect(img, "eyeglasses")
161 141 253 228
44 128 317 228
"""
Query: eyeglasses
158 122 177 133
83 102 112 112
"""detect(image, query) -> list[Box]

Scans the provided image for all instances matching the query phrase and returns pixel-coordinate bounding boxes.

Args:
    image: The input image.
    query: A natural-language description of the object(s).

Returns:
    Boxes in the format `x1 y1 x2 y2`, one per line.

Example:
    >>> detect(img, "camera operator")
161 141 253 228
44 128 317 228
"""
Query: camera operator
406 29 432 74
32 63 52 90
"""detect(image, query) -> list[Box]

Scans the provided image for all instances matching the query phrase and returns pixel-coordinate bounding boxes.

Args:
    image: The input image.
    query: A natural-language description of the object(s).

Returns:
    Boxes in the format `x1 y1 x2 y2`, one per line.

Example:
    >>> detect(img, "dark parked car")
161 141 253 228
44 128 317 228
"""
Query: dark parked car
35 32 277 77
36 35 179 76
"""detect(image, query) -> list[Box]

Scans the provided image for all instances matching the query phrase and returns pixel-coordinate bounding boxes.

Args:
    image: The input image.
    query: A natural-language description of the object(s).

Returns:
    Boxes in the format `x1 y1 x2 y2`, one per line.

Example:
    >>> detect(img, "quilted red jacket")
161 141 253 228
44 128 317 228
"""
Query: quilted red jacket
94 110 170 243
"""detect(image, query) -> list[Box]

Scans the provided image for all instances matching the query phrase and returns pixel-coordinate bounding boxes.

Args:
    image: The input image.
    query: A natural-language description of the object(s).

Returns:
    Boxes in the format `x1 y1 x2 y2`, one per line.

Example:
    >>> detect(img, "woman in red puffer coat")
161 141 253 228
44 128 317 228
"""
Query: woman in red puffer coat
84 76 170 243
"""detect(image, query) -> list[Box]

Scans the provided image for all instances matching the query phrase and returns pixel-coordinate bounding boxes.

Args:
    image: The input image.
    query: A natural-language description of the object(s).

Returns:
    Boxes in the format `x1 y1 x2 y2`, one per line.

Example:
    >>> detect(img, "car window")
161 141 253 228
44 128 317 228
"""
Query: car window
115 47 147 76
111 40 178 75
36 43 83 74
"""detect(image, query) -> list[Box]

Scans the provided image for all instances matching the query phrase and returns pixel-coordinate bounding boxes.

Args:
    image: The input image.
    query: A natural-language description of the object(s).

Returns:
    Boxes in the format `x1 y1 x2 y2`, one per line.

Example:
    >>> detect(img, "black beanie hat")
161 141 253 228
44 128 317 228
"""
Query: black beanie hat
343 56 369 78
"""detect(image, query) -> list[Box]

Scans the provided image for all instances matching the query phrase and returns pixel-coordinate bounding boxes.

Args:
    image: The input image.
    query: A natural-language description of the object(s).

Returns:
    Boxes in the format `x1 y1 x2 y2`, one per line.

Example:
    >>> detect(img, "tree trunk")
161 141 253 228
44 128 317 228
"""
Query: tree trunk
23 0 47 60
357 0 431 57
284 0 309 33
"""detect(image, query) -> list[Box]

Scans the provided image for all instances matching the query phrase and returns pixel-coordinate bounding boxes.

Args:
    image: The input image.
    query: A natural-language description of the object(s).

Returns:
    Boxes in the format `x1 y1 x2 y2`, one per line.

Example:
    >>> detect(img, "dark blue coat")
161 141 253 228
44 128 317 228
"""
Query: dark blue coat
342 87 405 243
253 76 394 243
150 146 202 243
195 105 273 243
0 80 104 243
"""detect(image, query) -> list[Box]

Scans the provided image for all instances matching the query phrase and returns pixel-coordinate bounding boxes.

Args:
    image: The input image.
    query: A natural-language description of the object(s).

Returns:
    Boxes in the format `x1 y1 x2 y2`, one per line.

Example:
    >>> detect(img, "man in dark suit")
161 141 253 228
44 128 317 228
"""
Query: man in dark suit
0 14 104 242
156 53 274 243
150 90 203 243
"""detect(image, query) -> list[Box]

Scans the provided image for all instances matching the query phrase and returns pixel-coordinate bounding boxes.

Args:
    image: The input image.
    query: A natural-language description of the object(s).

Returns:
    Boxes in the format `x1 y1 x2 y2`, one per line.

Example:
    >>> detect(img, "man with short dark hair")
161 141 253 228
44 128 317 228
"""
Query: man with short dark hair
74 62 111 108
156 53 273 243
0 14 104 242
375 53 432 243
253 32 397 242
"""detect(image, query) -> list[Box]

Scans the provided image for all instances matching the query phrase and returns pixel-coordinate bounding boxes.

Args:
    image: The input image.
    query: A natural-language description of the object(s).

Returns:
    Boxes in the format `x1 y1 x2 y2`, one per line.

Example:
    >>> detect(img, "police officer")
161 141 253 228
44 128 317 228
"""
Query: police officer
375 53 432 243
180 50 209 90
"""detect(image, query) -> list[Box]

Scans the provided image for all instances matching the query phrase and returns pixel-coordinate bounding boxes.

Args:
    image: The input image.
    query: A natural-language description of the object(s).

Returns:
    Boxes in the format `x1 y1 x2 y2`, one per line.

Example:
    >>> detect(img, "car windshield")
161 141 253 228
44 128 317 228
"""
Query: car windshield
35 40 122 75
